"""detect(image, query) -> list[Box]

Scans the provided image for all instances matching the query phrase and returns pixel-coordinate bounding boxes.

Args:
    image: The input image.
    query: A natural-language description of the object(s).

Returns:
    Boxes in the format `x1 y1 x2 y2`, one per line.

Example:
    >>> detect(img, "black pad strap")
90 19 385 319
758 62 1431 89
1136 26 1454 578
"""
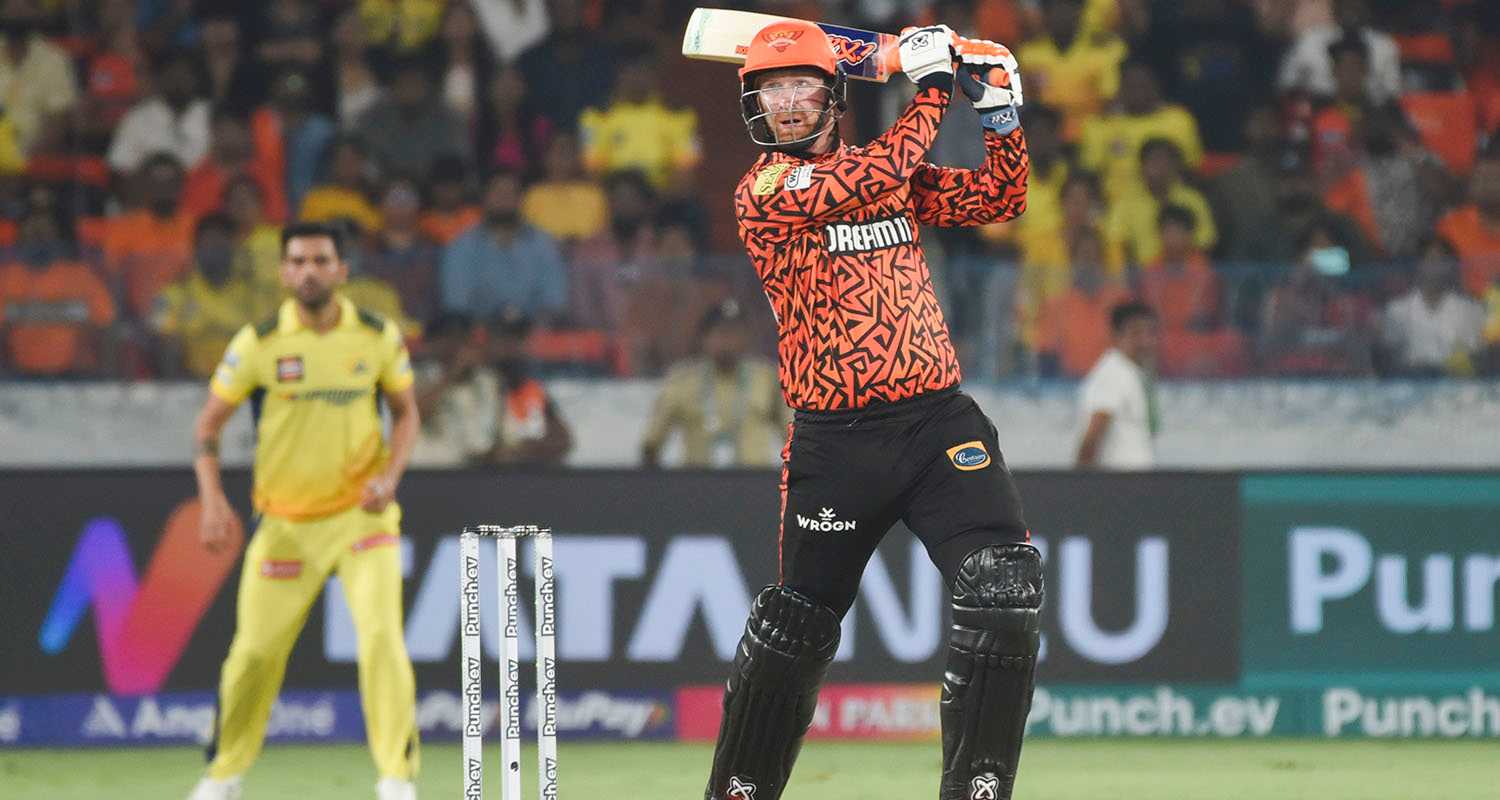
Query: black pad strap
705 585 841 800
942 545 1044 800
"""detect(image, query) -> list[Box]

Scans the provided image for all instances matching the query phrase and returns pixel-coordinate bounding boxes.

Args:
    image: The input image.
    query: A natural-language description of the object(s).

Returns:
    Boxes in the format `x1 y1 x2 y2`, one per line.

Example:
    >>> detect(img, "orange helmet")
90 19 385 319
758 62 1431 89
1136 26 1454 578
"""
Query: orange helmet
739 19 838 81
739 19 846 150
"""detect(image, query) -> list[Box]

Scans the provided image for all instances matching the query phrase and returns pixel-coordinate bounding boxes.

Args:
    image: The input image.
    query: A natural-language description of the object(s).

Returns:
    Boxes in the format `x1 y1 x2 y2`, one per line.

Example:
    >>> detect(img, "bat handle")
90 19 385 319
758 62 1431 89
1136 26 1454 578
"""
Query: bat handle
880 31 976 82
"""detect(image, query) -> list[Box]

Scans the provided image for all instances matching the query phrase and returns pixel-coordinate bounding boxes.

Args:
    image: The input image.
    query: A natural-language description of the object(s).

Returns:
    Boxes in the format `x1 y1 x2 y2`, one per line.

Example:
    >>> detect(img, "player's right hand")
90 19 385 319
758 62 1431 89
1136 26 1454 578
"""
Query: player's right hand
897 24 955 85
200 492 239 554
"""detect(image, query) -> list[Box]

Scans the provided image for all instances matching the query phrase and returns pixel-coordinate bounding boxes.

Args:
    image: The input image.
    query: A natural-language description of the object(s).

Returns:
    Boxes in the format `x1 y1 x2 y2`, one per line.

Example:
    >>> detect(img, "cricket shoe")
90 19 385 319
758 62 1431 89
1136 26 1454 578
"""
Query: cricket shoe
375 777 417 800
185 774 242 800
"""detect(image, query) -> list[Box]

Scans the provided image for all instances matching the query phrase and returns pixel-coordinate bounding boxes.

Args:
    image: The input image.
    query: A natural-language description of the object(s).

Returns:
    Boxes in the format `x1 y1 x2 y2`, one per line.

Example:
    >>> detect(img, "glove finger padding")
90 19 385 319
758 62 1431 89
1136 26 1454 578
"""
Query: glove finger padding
897 24 956 85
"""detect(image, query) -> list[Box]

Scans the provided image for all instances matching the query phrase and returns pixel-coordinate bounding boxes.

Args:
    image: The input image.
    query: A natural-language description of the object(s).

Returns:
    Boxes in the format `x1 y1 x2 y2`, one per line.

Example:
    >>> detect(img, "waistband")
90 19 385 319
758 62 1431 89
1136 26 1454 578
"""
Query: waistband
793 385 960 426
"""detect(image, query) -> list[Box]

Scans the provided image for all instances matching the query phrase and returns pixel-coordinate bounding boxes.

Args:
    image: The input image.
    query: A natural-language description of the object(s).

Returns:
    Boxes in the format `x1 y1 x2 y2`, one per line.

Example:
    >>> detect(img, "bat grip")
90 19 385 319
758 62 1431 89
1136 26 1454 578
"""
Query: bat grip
880 32 972 82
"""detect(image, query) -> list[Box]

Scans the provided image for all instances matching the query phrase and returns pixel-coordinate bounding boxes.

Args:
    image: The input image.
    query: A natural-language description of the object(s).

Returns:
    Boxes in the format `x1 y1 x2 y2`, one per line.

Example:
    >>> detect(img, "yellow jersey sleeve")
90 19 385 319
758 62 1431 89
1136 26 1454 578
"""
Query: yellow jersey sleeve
378 320 415 394
210 324 262 404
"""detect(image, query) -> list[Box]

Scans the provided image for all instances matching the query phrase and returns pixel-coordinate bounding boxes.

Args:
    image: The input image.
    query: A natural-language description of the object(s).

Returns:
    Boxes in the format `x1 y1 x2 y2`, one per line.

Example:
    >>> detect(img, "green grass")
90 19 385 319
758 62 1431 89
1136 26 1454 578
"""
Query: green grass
3 739 1496 799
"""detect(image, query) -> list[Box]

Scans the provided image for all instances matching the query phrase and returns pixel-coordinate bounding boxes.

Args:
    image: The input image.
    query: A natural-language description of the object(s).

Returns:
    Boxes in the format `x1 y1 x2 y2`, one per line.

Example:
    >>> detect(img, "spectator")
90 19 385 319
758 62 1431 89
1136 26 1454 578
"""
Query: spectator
1079 58 1204 201
1214 105 1292 262
1322 106 1447 260
1104 138 1217 266
356 56 471 180
102 153 194 318
412 312 498 466
260 70 336 214
224 175 284 292
1380 237 1485 376
0 110 19 174
0 205 114 377
1075 300 1160 470
330 8 384 128
521 131 607 242
151 214 273 378
419 153 481 244
107 49 210 174
254 0 323 80
1139 205 1220 332
199 12 261 111
980 105 1068 263
339 219 420 337
578 50 701 192
1134 0 1276 151
472 0 548 62
299 135 381 233
361 177 441 323
439 168 567 321
0 3 78 157
181 112 288 224
483 311 572 466
359 0 446 55
640 299 786 468
1265 166 1377 266
1016 0 1127 138
1259 223 1374 375
572 169 658 333
515 0 618 136
1436 153 1500 298
1036 227 1130 377
1278 0 1401 103
438 3 484 123
487 64 553 179
1308 34 1389 172
81 4 142 133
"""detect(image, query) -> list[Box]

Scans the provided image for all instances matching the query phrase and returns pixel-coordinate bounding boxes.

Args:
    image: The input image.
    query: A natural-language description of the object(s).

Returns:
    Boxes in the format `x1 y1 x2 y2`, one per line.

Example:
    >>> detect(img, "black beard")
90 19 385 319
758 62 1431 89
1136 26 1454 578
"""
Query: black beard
298 289 334 313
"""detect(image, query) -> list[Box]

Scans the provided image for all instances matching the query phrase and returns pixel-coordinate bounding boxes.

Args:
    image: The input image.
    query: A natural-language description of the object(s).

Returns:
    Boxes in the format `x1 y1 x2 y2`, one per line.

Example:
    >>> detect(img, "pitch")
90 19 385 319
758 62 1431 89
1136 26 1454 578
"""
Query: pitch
4 739 1492 799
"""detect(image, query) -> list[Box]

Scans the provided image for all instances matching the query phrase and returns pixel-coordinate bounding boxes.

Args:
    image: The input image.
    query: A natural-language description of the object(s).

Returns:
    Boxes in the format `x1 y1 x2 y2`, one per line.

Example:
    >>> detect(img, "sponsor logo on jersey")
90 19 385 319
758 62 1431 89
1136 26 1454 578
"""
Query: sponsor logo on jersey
260 559 303 580
753 163 792 196
946 440 991 471
822 215 915 253
279 388 369 406
797 506 857 532
784 164 813 191
276 355 304 382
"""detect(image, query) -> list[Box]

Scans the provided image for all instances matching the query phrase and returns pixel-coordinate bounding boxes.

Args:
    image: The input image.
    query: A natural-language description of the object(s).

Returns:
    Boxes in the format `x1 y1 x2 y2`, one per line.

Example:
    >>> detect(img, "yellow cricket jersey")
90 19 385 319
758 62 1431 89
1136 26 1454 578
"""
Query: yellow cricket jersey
210 295 414 520
578 99 701 190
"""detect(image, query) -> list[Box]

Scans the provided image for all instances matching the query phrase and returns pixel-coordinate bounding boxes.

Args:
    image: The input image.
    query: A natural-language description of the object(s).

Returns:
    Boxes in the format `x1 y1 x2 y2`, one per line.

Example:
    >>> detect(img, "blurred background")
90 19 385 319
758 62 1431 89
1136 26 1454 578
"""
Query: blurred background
1 0 1498 796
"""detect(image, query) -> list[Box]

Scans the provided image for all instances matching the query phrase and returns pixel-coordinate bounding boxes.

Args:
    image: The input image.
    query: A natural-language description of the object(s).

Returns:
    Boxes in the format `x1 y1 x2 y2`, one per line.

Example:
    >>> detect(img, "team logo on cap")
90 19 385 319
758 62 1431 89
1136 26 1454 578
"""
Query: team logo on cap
761 28 803 53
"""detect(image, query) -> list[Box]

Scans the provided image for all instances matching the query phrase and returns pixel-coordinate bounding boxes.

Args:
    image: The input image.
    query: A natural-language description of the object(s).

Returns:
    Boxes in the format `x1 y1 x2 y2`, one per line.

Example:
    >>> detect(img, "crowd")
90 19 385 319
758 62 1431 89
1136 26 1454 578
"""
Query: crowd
0 0 1498 398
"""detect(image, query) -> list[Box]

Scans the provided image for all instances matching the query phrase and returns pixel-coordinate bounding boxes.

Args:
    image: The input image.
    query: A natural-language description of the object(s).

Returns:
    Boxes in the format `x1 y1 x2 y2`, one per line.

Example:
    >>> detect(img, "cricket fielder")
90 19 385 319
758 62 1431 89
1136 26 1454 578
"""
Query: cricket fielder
704 20 1042 800
187 222 421 800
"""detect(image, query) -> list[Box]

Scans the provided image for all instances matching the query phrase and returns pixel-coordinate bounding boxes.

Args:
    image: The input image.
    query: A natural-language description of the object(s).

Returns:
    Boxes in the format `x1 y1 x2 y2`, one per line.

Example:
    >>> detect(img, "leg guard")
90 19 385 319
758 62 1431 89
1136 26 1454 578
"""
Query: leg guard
940 544 1043 800
704 585 841 800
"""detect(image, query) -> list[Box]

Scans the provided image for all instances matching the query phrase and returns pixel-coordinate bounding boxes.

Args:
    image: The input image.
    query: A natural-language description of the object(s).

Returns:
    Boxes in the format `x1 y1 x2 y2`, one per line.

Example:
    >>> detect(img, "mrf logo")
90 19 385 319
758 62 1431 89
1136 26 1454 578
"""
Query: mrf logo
827 34 876 66
946 441 991 471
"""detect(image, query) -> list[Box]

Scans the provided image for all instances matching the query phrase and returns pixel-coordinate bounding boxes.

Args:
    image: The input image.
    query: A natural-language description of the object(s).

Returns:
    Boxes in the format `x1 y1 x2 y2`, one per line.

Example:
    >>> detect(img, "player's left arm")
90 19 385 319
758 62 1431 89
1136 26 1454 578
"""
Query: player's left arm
365 324 419 512
911 40 1030 227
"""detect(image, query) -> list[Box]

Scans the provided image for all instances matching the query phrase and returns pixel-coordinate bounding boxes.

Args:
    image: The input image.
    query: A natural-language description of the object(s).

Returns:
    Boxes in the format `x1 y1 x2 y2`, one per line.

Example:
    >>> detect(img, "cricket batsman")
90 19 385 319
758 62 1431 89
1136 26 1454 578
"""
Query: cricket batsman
186 222 421 800
704 19 1041 800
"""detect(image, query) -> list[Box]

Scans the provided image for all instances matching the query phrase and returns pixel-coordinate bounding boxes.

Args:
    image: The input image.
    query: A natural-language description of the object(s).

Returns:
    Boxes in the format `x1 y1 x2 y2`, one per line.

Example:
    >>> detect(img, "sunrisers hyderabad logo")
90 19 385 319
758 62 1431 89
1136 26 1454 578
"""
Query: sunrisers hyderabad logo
761 28 803 53
827 34 877 66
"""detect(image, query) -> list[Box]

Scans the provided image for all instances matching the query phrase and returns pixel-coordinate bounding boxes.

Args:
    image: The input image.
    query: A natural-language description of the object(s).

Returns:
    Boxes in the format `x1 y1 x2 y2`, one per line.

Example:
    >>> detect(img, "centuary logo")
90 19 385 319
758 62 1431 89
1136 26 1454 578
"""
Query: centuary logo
823 216 915 253
946 441 992 471
798 507 856 532
38 501 243 694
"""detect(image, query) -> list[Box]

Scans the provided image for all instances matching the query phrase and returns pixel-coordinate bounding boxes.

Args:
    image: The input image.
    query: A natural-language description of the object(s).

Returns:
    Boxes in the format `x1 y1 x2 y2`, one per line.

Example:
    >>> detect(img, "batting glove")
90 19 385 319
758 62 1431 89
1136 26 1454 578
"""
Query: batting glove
897 25 955 85
955 38 1023 134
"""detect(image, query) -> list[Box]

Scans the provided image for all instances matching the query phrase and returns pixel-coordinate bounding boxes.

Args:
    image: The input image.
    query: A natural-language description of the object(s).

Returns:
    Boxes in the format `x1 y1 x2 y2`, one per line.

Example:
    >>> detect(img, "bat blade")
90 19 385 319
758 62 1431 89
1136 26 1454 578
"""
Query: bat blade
682 7 900 83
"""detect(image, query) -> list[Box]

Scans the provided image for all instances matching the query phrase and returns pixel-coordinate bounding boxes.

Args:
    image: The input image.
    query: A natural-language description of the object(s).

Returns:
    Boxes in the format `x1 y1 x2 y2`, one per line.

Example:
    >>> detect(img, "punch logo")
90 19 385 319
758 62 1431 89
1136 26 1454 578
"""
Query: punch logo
969 774 1000 799
38 501 243 694
946 440 991 471
822 216 915 253
797 507 857 532
827 34 877 66
727 776 757 799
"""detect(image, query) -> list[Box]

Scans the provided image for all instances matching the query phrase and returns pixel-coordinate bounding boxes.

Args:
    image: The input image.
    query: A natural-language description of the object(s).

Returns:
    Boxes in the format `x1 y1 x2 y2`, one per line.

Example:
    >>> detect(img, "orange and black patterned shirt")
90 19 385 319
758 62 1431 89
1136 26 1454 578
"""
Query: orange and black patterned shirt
735 83 1030 411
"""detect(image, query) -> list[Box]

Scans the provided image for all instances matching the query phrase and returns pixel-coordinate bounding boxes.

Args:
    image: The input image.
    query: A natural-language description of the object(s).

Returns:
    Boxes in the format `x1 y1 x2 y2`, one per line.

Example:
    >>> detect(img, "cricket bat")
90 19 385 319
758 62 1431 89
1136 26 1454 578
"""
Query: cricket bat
682 7 908 83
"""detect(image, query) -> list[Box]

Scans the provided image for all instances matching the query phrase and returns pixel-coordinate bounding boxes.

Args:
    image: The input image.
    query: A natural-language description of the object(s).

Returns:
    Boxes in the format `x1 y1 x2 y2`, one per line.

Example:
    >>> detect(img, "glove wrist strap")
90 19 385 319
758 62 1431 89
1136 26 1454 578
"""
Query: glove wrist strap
979 106 1020 135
